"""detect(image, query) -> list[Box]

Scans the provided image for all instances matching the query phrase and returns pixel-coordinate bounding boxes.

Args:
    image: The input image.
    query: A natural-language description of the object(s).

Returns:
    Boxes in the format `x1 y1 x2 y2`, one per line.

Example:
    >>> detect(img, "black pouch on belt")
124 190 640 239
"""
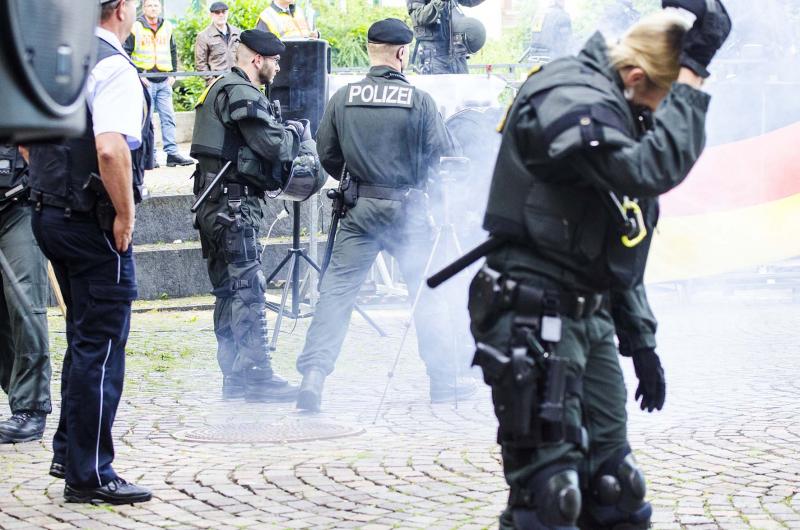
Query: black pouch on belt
468 266 503 331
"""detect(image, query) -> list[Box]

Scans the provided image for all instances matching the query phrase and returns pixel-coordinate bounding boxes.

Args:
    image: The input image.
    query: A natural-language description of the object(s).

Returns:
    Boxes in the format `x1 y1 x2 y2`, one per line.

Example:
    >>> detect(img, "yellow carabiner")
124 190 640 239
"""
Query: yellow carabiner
620 199 648 248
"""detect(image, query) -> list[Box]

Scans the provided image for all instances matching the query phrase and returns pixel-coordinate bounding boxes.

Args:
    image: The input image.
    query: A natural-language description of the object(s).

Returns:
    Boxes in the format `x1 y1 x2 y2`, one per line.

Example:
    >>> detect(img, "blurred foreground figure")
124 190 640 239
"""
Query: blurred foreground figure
191 30 302 403
27 0 154 504
0 145 51 444
469 2 730 528
296 18 476 412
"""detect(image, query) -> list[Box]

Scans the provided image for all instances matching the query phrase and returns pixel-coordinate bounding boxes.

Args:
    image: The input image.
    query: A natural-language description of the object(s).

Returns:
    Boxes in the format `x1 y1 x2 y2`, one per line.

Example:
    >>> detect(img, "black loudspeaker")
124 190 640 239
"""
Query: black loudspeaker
271 39 331 137
0 1 98 143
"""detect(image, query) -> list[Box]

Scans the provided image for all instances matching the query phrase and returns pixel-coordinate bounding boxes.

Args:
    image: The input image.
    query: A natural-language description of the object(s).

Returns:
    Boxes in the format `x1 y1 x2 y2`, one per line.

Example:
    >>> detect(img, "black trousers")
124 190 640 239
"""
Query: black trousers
0 203 51 413
32 206 137 488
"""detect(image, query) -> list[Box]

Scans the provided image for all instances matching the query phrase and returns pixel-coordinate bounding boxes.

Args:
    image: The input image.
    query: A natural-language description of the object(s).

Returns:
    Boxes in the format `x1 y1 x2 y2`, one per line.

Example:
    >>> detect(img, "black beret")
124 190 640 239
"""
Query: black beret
240 29 286 57
367 18 413 45
209 1 229 11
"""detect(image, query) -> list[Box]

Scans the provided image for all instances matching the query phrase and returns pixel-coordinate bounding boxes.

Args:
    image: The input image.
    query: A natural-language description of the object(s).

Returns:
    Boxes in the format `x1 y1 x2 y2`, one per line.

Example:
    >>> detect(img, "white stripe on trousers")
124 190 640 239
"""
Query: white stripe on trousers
95 234 121 484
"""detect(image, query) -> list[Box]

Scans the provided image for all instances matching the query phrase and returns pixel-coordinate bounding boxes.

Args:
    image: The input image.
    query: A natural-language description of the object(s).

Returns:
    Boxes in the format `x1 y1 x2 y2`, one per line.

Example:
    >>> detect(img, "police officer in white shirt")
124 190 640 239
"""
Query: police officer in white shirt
26 0 153 505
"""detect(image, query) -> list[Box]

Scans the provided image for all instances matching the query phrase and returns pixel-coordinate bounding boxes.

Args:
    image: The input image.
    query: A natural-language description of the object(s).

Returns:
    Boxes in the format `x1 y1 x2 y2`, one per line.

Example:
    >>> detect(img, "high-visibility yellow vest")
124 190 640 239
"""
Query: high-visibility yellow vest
130 19 174 72
258 5 312 39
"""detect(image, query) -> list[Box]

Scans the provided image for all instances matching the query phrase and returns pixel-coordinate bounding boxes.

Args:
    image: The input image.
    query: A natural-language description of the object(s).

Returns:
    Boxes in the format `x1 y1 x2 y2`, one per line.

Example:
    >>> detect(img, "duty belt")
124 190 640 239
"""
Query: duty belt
480 266 604 319
358 183 420 201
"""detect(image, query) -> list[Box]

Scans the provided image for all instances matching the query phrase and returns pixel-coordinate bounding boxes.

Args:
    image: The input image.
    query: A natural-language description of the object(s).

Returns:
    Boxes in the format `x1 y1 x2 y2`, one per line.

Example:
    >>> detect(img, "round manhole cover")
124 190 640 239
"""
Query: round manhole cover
174 418 364 444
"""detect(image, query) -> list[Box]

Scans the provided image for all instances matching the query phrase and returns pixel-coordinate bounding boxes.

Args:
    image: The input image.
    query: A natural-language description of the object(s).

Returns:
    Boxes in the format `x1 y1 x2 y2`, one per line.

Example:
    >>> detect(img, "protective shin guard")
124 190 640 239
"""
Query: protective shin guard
581 446 652 530
512 464 581 530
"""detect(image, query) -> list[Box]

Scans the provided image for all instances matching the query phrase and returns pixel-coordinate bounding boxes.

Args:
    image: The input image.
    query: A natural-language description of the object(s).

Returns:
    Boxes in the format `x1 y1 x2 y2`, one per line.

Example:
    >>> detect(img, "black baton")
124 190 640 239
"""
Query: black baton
191 161 233 213
426 237 504 288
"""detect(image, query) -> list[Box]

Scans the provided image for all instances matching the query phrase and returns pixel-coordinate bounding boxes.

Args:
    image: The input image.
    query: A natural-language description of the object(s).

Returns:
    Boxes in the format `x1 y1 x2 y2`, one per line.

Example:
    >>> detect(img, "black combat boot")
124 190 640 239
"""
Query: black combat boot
64 477 152 505
244 367 299 402
429 377 478 403
296 368 326 412
222 372 245 400
50 460 66 479
0 410 46 443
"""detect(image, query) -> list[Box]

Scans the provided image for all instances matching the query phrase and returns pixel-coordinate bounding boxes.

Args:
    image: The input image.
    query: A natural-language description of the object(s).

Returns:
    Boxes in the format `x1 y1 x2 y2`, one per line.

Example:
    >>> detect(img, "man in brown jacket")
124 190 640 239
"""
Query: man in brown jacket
195 2 242 84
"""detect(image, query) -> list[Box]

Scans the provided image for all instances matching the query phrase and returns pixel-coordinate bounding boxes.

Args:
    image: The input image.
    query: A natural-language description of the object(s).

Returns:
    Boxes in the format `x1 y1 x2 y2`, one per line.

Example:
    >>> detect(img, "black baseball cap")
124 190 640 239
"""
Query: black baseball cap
240 29 286 57
367 18 414 45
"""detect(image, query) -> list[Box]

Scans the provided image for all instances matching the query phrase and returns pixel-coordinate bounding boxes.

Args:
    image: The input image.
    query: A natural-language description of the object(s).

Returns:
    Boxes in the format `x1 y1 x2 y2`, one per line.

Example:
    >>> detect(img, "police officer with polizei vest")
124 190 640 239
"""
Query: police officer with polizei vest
295 18 476 413
0 145 51 444
407 0 487 74
466 1 731 528
190 30 305 403
26 0 155 504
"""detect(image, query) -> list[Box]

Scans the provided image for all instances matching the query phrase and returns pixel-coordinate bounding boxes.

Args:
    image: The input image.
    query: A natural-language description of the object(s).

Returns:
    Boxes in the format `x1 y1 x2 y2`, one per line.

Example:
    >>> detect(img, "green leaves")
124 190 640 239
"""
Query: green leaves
316 0 408 68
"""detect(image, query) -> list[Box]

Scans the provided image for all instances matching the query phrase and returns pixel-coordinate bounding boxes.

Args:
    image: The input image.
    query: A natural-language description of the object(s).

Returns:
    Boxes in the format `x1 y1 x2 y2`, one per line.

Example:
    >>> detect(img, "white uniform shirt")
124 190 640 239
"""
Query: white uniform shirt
88 28 145 150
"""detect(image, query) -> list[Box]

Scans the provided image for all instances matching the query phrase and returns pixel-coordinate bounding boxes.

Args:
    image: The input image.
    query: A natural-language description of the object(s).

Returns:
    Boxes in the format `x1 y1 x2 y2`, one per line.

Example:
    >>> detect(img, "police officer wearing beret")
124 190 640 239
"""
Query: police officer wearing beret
191 29 301 402
407 0 486 74
468 3 730 528
27 0 153 504
295 18 476 412
0 145 51 444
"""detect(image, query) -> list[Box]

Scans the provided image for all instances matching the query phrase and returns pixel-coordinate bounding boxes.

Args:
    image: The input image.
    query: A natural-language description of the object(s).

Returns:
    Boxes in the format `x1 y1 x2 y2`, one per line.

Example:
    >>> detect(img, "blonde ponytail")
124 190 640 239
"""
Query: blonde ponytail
609 10 689 90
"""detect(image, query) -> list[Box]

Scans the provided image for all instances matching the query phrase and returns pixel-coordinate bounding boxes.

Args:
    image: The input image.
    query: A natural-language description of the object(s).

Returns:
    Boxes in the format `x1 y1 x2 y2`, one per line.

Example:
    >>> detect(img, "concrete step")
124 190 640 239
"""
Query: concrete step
133 238 328 300
134 193 332 246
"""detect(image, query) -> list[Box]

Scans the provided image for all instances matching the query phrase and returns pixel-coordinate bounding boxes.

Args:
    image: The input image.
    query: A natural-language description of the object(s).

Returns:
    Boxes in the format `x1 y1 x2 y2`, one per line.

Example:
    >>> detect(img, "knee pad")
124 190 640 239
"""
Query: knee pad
512 464 581 530
583 446 651 530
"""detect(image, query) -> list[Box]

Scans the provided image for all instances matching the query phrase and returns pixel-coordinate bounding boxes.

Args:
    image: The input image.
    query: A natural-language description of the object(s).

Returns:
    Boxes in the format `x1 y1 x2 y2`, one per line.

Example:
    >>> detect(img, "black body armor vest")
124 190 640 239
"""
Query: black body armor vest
409 0 451 42
484 58 658 290
28 37 153 212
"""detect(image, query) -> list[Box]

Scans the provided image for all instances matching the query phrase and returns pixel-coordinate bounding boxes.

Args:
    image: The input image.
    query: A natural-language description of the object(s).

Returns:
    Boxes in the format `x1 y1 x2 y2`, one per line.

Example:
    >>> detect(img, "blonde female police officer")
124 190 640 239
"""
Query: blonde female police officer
469 1 730 528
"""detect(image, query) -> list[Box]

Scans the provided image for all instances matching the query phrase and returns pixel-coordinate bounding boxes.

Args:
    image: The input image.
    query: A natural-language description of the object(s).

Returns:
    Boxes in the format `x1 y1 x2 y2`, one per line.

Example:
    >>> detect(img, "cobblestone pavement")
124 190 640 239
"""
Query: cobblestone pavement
0 290 798 529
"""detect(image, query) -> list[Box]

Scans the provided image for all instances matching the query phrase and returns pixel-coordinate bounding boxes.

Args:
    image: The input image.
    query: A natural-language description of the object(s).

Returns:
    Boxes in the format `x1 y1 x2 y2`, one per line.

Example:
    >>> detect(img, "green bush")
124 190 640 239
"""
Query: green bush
173 0 265 110
316 0 408 68
173 75 207 112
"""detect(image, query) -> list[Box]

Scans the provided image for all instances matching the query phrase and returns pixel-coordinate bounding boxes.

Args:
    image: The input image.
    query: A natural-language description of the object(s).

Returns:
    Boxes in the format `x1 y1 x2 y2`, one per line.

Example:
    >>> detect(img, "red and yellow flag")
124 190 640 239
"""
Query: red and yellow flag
647 121 800 283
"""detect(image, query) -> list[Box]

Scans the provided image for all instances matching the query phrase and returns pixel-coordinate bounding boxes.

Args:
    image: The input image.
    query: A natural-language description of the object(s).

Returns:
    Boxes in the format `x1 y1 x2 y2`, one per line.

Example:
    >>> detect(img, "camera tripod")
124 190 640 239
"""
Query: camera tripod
264 201 386 352
373 160 469 423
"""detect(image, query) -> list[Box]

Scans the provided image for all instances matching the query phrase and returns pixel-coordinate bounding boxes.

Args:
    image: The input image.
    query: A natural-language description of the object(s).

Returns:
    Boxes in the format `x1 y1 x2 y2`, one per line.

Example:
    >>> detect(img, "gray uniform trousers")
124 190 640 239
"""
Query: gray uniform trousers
0 203 51 413
297 197 453 380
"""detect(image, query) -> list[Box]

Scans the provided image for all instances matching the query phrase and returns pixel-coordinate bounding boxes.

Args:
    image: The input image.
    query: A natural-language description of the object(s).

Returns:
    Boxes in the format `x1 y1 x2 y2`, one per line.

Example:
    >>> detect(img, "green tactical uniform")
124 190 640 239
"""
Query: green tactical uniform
296 65 460 400
470 33 710 529
0 146 51 418
190 67 299 400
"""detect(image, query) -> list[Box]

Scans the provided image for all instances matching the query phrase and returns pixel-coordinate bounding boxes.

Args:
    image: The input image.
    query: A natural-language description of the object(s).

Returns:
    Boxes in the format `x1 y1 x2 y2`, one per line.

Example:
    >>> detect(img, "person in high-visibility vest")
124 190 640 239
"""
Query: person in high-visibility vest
124 0 193 167
256 0 320 39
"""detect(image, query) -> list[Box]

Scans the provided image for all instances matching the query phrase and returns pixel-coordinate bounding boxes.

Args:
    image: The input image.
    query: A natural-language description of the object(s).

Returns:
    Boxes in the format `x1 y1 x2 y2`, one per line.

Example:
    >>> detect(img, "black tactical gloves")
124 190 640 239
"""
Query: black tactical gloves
631 348 666 412
663 0 732 77
285 120 311 141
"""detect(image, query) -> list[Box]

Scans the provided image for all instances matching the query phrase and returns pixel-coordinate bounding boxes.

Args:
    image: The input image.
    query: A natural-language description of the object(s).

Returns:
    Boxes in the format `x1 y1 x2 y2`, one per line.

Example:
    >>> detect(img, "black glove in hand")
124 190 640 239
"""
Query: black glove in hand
668 0 732 77
662 0 707 18
284 120 305 139
631 348 666 412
